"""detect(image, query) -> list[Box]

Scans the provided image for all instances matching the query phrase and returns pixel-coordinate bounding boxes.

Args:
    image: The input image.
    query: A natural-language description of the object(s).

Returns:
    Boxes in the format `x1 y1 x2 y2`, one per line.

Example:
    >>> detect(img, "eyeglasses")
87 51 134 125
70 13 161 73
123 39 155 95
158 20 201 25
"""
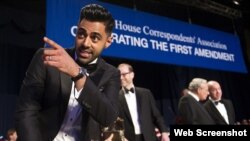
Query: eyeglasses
120 71 131 76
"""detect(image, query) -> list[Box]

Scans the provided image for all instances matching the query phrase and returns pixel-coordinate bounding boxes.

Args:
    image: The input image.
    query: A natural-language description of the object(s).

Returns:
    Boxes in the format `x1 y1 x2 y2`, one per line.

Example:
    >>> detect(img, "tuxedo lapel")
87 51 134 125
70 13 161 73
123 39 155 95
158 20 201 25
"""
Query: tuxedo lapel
135 88 142 118
89 68 104 87
222 100 234 124
121 92 133 123
209 101 227 123
89 58 106 88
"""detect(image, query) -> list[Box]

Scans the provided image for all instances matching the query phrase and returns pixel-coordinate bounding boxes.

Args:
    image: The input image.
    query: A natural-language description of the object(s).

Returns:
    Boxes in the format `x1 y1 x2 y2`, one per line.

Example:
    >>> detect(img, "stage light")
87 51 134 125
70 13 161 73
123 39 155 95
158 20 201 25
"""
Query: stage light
233 0 240 5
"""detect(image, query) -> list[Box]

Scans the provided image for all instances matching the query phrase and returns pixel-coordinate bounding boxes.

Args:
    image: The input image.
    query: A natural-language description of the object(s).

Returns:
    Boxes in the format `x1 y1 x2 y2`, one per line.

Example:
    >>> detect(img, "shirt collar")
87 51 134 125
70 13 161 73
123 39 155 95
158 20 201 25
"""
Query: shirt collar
209 97 221 104
89 58 98 64
188 91 199 101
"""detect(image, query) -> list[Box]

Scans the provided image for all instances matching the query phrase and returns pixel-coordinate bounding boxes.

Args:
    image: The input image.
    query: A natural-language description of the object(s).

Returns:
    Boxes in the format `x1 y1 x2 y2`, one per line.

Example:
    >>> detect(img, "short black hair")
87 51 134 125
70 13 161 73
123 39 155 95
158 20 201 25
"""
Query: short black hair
79 4 115 36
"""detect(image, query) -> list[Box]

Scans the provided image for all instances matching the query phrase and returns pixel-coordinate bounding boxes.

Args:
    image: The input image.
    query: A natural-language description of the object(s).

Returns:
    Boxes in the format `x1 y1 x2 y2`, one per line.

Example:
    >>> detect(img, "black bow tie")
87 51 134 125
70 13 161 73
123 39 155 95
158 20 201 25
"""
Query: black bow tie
124 87 135 93
83 63 97 74
214 100 222 105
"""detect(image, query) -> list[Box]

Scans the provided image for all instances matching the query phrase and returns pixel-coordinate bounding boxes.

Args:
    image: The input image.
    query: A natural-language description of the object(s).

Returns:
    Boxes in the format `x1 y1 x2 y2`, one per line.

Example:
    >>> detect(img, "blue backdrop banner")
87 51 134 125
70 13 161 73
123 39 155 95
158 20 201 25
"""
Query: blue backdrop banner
46 0 247 73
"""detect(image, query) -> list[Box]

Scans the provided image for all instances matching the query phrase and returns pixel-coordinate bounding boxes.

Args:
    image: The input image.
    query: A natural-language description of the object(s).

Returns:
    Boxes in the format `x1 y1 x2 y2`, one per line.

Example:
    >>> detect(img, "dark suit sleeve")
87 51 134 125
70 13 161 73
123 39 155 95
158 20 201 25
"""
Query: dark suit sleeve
15 48 46 141
147 90 169 132
77 66 120 127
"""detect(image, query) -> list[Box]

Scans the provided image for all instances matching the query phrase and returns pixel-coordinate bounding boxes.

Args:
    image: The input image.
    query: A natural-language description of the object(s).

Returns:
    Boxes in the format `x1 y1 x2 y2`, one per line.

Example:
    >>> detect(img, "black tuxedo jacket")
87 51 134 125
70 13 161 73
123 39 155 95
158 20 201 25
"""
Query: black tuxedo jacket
204 99 235 125
118 87 168 141
15 48 120 141
178 94 215 124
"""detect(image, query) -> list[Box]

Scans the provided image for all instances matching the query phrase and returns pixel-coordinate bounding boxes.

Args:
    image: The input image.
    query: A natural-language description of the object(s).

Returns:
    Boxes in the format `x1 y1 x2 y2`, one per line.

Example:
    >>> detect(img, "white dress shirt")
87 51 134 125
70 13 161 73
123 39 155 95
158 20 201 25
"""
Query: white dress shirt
53 82 83 141
211 99 229 124
188 91 200 102
124 88 142 134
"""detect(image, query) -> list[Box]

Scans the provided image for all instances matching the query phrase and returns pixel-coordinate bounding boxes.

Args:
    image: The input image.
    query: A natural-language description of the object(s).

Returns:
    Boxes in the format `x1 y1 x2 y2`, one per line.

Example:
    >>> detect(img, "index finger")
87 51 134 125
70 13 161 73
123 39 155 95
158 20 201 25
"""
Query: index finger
43 36 63 50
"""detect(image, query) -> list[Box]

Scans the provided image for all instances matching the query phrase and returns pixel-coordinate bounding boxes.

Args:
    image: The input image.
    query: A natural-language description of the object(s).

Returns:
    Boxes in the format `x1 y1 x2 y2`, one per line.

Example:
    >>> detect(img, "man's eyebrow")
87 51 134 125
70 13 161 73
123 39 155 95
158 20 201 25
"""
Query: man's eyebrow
92 32 102 38
77 27 86 31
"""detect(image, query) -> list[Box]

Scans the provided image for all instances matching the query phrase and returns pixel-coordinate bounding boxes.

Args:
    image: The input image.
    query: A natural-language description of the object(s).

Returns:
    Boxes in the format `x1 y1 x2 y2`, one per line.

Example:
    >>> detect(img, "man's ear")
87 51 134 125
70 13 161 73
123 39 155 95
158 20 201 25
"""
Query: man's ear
104 36 113 49
197 87 201 94
131 72 135 79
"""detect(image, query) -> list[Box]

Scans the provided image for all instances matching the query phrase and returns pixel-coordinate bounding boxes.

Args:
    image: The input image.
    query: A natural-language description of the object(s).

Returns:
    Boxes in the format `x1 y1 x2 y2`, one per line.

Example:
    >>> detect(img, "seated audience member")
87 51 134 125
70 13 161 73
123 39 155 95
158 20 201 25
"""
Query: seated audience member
0 135 4 141
241 119 249 125
235 119 250 125
235 121 241 125
181 88 189 96
6 128 17 141
178 78 215 124
204 80 236 125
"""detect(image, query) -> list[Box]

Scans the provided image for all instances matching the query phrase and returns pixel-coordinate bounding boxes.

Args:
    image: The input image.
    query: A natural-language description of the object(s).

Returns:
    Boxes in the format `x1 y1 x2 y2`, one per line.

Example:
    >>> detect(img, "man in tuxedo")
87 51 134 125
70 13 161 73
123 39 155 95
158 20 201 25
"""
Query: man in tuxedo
117 63 169 141
178 78 215 124
15 4 120 141
204 80 236 125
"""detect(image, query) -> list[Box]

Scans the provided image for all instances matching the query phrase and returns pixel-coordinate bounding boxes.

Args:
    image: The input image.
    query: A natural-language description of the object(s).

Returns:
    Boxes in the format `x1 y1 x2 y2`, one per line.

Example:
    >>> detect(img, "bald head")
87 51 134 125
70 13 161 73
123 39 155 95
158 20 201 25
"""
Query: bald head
208 80 222 101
